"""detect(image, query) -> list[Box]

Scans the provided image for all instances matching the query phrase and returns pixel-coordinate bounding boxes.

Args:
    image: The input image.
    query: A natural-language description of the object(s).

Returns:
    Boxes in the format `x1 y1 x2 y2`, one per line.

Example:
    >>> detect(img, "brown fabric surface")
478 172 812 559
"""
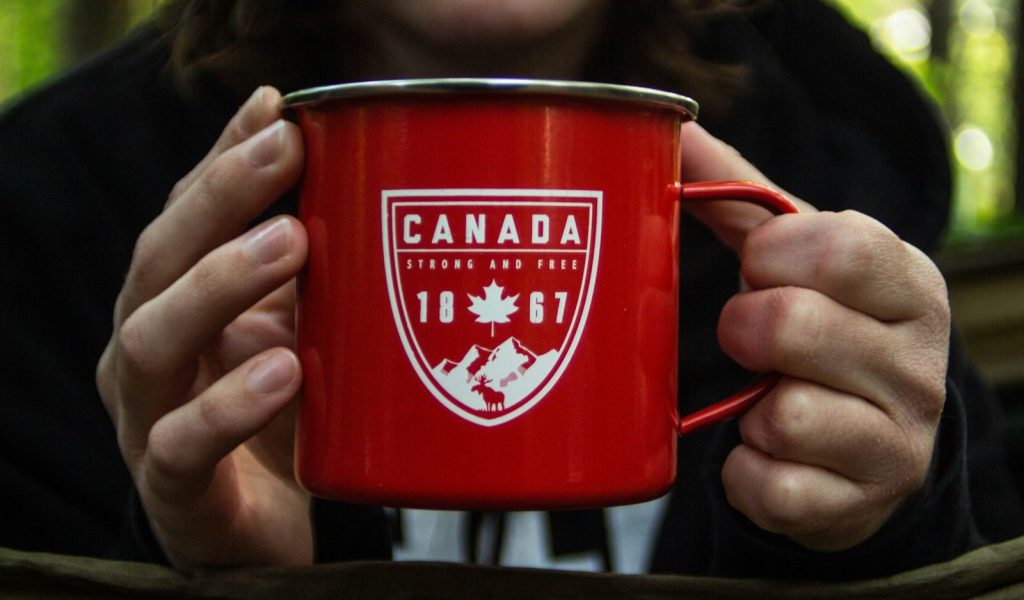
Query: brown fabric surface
3 536 1024 599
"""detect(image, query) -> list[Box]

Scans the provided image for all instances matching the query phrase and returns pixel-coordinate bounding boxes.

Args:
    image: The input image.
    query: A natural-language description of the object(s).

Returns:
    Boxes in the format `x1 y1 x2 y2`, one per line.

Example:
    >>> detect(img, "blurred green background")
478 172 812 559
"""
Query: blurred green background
831 0 1023 246
0 1 158 98
1 0 1022 246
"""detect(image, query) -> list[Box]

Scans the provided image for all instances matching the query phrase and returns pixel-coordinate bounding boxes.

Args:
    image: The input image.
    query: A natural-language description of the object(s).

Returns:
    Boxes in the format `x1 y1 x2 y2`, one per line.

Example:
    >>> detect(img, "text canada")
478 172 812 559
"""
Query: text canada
402 213 583 246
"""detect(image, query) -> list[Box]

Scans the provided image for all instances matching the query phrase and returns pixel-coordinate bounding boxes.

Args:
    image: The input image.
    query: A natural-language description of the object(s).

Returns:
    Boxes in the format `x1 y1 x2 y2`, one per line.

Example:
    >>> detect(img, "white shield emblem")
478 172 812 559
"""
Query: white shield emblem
381 189 602 426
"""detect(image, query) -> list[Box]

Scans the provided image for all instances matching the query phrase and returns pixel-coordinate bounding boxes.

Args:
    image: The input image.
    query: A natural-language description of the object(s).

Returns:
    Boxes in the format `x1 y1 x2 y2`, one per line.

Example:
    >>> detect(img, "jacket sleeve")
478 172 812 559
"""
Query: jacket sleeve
0 92 141 558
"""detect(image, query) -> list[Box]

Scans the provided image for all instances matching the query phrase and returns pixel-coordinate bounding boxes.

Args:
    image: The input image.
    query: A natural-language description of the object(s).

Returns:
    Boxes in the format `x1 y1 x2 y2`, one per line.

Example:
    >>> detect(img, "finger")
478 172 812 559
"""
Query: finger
717 285 947 422
741 210 949 323
166 86 282 208
680 122 776 185
142 348 300 504
215 281 299 374
736 378 931 485
116 217 307 425
722 444 894 551
244 393 300 480
679 122 815 250
118 118 304 322
251 278 298 314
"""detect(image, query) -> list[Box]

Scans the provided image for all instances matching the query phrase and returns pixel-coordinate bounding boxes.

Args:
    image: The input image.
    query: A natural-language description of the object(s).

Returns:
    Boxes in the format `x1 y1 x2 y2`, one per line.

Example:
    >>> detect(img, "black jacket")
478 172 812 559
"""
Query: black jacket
1 0 1020 578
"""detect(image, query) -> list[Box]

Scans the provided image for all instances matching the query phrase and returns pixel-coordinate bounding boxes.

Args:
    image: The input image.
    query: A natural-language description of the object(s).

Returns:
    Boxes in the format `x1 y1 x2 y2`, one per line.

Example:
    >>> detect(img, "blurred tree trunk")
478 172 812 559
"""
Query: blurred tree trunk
927 0 955 120
928 0 952 63
1014 0 1024 216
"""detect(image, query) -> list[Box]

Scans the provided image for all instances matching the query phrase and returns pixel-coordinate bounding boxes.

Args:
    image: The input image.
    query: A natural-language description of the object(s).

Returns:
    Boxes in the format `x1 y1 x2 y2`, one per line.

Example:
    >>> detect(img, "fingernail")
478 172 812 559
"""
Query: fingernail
243 218 291 264
238 86 268 134
247 86 267 109
245 120 285 168
247 352 296 394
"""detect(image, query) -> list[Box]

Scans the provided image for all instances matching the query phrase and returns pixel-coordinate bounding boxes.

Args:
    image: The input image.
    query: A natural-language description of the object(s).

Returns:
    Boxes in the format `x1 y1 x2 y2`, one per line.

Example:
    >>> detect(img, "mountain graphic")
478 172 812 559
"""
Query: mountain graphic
431 337 558 413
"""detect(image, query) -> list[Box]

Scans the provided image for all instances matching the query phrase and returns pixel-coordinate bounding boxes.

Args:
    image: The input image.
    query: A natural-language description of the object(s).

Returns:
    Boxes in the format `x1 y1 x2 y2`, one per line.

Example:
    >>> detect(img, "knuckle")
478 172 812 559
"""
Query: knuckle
934 290 952 327
761 287 821 365
188 150 244 216
191 163 225 213
750 386 815 456
891 338 947 424
879 429 933 500
186 255 222 305
921 377 947 421
168 177 191 205
116 312 156 376
759 470 813 532
95 345 119 412
912 382 946 430
118 430 146 472
900 242 951 323
909 357 947 409
195 394 233 439
920 269 951 327
225 112 257 147
914 251 949 299
815 211 892 291
112 292 130 328
126 223 161 291
145 420 189 482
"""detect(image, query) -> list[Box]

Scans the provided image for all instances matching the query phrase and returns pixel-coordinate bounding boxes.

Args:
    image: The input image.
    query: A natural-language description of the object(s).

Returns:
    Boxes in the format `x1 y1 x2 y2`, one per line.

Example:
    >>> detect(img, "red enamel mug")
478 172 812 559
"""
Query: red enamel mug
284 79 797 509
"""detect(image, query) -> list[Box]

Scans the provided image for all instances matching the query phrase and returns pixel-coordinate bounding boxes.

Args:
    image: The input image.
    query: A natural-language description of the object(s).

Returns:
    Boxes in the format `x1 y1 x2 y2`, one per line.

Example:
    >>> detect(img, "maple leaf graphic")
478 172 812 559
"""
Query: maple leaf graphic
467 280 519 337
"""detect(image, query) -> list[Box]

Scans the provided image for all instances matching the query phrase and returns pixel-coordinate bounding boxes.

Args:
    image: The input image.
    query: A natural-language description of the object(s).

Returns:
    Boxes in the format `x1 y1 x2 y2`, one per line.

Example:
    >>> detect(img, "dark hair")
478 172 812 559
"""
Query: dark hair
157 0 756 119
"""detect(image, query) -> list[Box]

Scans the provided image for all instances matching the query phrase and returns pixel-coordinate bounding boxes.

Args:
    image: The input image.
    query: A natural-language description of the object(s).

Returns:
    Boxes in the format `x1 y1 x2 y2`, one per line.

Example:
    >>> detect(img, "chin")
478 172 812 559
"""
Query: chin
388 0 606 46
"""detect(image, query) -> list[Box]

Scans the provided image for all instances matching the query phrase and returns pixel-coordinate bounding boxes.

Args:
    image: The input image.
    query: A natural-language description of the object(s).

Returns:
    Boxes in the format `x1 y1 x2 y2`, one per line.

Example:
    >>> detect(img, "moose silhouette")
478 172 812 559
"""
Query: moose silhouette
471 375 506 412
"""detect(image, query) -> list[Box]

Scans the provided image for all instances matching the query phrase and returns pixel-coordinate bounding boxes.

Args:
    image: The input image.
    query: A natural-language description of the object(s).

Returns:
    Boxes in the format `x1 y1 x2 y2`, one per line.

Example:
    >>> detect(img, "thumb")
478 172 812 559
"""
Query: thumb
680 122 815 250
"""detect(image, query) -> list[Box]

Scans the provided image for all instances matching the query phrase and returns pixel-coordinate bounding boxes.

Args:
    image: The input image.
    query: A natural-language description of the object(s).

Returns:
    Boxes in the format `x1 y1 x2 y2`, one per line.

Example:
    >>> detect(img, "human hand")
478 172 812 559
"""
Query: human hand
96 87 313 566
680 122 950 551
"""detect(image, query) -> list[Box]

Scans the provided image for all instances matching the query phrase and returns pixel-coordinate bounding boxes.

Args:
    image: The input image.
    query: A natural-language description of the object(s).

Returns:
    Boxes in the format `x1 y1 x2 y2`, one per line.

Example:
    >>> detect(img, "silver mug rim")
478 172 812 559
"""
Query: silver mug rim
281 78 698 119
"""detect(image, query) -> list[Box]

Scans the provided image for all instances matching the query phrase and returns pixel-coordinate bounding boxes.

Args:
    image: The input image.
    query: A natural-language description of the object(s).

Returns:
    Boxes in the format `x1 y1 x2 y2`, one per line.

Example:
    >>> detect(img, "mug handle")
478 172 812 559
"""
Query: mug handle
670 180 800 436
